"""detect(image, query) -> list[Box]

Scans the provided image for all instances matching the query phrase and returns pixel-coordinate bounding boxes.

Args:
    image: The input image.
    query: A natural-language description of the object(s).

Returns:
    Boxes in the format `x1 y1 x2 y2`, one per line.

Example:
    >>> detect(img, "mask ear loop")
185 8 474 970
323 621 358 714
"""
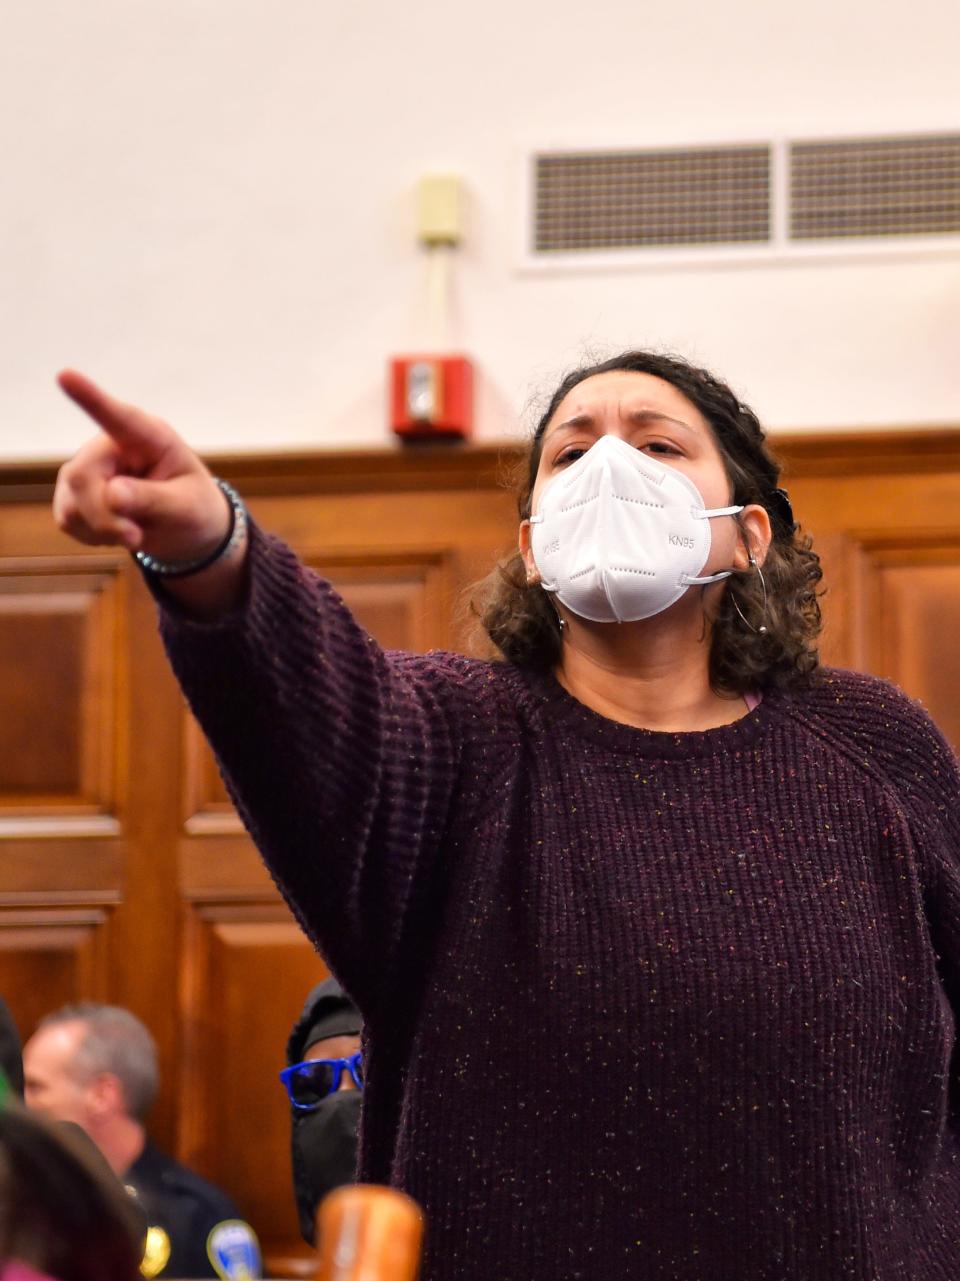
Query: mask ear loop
730 556 768 635
526 568 566 630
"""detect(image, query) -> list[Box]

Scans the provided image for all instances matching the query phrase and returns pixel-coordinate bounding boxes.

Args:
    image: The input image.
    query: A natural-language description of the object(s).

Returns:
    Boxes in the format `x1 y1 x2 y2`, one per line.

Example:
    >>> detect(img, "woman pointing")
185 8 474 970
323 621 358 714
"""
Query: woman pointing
55 351 960 1280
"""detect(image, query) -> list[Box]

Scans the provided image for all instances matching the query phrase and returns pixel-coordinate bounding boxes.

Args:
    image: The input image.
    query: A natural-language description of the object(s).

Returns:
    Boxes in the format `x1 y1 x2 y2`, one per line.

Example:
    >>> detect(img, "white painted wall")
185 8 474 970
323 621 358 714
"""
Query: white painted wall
1 0 958 460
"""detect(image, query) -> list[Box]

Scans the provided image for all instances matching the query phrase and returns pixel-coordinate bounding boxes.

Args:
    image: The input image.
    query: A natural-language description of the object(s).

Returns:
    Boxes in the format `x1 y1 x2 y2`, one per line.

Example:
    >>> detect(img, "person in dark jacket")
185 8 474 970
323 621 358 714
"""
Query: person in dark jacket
23 1002 260 1279
282 978 363 1244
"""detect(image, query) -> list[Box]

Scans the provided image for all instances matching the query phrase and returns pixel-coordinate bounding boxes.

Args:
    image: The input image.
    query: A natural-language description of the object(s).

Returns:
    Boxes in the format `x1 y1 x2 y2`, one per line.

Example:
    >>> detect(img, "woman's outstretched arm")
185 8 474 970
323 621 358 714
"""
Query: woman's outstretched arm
53 370 474 1016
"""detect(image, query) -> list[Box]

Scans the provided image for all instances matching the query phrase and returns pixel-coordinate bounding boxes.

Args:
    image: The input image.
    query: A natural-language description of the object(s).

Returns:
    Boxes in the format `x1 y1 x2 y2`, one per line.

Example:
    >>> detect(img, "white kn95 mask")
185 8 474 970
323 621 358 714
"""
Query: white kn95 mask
528 434 743 623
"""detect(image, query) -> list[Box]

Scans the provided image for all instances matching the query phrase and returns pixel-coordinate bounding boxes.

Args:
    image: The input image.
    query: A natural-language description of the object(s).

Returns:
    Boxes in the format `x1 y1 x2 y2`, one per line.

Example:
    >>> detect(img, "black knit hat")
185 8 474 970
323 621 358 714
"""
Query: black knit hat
286 978 361 1064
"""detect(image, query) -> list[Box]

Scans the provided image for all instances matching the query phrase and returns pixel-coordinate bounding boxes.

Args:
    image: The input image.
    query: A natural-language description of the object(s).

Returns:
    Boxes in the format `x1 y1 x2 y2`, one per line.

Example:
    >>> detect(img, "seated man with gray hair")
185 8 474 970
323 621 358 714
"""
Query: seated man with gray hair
23 1002 259 1279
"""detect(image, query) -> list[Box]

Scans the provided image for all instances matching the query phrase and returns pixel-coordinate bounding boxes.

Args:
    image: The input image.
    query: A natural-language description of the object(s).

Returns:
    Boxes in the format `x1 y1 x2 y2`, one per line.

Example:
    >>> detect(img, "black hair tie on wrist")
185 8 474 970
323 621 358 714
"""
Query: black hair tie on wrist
133 478 247 579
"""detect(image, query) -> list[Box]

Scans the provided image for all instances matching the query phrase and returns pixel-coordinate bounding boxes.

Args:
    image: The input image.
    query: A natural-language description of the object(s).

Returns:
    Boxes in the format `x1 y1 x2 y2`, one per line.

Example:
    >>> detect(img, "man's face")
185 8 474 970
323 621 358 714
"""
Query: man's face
23 1020 92 1129
290 1029 363 1244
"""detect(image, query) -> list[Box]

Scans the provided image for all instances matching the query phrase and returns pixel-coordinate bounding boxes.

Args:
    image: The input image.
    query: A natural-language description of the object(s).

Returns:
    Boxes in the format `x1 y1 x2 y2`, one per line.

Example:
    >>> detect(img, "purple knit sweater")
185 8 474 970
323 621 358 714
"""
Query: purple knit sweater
162 524 960 1281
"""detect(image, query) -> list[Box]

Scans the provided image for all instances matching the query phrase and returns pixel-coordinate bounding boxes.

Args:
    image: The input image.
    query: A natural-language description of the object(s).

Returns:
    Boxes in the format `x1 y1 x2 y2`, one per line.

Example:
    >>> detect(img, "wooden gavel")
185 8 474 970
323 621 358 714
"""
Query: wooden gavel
314 1184 424 1281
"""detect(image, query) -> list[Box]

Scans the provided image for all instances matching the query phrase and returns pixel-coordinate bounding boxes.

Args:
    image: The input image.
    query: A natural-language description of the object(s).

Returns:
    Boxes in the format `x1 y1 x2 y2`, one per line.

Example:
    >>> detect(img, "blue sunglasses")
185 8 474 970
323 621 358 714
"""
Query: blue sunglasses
279 1051 364 1110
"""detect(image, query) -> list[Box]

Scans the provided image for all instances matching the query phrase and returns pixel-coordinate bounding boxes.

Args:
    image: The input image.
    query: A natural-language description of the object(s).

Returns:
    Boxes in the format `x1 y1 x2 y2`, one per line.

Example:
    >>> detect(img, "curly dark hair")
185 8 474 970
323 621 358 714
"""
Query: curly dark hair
473 350 823 695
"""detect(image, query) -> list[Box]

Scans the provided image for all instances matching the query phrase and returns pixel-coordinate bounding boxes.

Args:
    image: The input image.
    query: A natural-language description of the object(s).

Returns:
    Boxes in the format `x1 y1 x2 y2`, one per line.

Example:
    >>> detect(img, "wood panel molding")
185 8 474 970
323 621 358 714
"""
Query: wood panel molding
849 535 960 751
0 561 123 818
3 425 960 499
772 427 960 478
0 842 123 903
0 906 112 1041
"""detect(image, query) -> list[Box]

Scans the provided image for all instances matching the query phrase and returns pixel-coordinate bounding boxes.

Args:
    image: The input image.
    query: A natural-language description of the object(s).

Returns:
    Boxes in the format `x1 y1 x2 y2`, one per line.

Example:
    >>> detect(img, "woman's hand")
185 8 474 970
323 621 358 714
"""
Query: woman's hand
54 370 248 615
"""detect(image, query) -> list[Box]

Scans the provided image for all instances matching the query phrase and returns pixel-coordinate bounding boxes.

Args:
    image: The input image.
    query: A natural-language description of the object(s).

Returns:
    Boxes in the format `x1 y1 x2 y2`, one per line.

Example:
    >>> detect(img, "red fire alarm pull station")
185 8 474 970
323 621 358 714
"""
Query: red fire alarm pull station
391 177 473 442
390 354 473 441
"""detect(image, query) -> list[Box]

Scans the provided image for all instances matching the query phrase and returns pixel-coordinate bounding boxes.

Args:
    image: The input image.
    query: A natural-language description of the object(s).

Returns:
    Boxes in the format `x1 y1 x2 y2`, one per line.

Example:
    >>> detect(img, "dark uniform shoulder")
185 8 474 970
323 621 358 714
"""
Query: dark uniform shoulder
150 1147 239 1216
127 1142 259 1279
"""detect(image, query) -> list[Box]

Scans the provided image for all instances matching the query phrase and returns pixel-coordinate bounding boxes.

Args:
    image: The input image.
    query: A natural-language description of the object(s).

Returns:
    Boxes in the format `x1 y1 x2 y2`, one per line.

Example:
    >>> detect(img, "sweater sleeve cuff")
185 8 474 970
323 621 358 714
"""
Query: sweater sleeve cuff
147 517 293 637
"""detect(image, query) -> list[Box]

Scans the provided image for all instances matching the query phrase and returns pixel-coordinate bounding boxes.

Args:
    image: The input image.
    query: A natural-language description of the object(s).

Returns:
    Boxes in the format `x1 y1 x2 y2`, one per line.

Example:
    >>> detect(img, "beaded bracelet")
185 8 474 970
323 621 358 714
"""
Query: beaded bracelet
133 478 248 579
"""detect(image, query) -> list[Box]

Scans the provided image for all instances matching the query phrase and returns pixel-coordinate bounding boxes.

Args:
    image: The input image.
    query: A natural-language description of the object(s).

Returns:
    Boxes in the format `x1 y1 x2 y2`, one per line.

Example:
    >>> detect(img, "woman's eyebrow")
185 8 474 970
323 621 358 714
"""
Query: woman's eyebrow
549 409 698 435
550 413 596 433
623 409 698 434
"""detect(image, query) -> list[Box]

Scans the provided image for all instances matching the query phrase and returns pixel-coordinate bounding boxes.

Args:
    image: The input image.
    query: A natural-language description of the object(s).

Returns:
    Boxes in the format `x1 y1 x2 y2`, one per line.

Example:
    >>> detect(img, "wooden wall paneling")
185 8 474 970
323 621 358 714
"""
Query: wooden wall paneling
305 550 456 654
782 450 960 742
183 721 238 836
179 900 329 1277
0 558 122 819
771 429 960 483
0 839 122 903
0 906 111 1044
246 482 518 654
0 552 126 1059
104 565 187 1153
0 539 185 1148
178 835 275 903
857 536 960 753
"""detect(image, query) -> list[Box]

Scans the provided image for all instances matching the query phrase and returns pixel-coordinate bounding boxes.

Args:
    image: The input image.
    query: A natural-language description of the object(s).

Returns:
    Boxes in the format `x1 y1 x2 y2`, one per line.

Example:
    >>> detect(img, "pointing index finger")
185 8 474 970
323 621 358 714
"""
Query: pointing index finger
57 369 173 469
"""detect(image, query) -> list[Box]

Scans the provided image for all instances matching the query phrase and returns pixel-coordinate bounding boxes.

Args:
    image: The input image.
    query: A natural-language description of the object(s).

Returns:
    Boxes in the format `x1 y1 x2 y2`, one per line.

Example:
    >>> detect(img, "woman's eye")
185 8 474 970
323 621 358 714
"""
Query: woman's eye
555 447 588 465
554 440 681 465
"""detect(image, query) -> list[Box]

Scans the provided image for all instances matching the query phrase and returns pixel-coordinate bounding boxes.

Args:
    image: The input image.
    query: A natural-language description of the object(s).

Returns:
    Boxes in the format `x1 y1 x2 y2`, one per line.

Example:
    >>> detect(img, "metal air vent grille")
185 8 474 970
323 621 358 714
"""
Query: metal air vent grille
789 134 960 240
533 145 771 253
